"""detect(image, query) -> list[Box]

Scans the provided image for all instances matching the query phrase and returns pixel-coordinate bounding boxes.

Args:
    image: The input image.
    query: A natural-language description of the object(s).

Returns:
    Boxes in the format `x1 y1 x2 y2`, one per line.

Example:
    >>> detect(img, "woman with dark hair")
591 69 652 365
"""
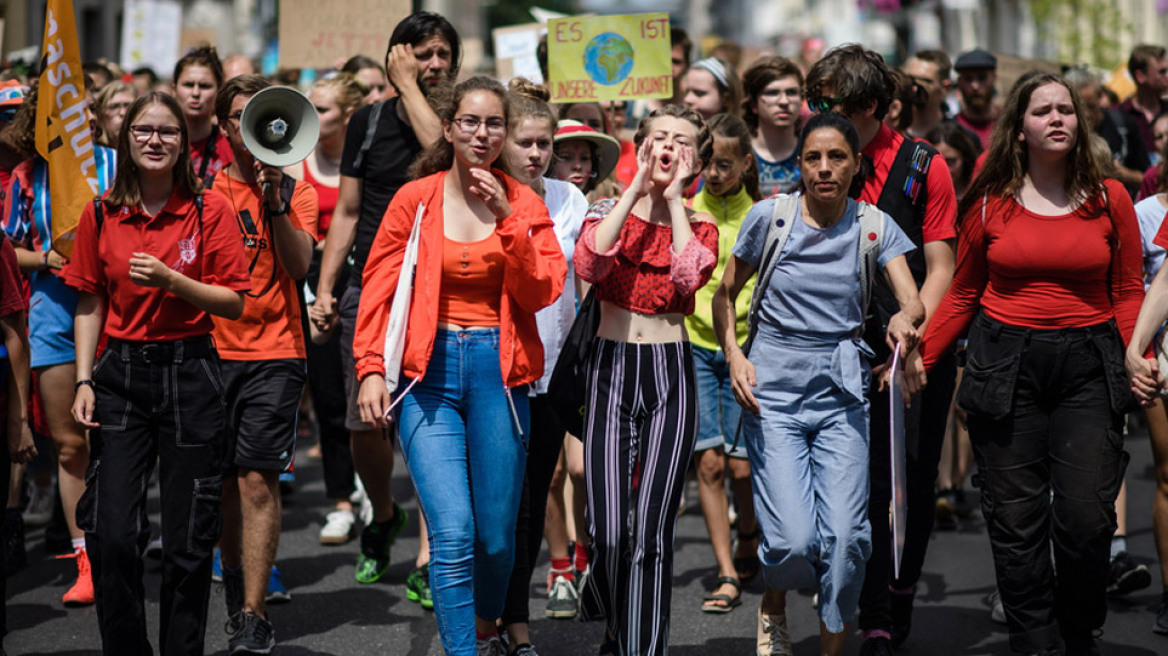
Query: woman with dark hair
927 121 982 201
741 56 805 196
173 45 231 181
918 73 1144 655
2 82 116 608
353 76 566 656
66 91 250 656
573 104 719 655
713 111 921 656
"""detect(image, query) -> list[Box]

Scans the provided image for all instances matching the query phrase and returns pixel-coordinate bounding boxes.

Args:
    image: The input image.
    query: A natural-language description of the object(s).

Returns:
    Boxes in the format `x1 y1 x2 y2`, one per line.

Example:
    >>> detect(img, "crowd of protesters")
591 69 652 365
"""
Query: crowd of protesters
1 9 1168 656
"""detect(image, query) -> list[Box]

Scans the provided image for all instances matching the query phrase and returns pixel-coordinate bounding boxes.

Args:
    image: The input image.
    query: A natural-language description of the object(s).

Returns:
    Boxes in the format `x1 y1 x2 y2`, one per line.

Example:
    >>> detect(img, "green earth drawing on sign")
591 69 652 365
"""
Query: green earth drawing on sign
583 32 635 86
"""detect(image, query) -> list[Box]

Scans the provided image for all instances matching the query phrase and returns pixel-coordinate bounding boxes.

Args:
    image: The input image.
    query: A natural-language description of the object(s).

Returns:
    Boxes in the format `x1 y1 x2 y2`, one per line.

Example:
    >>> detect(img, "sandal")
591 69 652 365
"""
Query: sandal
734 525 763 582
702 576 743 614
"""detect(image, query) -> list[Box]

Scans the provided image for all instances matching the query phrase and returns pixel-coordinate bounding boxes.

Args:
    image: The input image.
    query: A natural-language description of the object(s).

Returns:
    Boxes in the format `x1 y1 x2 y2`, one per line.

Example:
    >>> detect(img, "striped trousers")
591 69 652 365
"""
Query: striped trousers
580 337 698 656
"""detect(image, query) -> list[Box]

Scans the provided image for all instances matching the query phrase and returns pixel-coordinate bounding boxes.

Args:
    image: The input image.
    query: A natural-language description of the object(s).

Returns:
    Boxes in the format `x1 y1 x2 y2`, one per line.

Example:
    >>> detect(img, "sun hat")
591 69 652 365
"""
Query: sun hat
553 119 621 183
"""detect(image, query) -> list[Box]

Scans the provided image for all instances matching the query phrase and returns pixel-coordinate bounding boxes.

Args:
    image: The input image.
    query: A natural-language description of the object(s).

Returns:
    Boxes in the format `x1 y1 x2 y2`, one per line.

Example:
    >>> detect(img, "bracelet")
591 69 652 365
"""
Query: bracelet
74 379 94 391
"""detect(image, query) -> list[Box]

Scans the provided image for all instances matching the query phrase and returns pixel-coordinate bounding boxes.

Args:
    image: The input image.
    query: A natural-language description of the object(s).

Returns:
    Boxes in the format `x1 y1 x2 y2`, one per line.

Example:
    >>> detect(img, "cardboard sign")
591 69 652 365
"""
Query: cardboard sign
120 0 182 76
493 23 543 84
278 0 409 69
37 0 99 258
547 13 672 102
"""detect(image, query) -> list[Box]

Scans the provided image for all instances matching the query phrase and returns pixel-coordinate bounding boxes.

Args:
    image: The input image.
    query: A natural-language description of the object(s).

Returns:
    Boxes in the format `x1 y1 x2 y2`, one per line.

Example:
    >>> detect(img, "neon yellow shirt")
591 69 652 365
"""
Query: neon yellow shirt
685 184 755 351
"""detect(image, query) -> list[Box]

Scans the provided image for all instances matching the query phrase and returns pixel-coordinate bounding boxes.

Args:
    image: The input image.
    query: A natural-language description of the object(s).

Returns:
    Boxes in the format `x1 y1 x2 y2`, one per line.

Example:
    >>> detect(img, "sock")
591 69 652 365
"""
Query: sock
476 630 497 641
72 537 86 552
1112 535 1127 560
550 557 573 579
574 541 590 572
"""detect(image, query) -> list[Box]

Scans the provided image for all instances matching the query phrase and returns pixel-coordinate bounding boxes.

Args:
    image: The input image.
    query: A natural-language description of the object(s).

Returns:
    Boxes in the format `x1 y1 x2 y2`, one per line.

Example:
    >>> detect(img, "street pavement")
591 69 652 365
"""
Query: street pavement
5 419 1168 656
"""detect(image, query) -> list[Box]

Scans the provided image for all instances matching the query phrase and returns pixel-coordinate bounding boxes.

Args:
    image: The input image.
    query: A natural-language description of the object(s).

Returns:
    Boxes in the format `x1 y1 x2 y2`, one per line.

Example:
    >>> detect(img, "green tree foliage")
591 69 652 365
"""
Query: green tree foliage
1028 0 1129 69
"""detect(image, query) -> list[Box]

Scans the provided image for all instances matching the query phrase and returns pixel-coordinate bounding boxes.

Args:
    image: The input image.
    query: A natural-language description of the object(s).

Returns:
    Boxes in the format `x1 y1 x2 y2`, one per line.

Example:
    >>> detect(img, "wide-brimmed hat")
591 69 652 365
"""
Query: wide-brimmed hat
554 119 621 183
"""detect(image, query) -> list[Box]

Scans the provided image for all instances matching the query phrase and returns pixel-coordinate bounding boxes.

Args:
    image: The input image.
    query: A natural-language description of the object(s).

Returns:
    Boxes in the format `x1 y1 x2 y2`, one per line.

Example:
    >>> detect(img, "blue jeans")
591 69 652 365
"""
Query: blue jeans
395 329 529 656
692 345 746 458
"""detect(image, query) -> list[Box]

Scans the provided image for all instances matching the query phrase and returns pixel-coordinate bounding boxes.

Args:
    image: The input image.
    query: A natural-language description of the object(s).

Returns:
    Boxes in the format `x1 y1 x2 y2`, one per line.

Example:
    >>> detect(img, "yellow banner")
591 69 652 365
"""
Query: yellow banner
547 13 672 103
36 0 100 259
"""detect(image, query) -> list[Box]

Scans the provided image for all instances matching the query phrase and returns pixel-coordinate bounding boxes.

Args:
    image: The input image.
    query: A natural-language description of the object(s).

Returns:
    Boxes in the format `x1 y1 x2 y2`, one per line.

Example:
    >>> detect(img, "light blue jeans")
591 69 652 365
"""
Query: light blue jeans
396 329 529 655
742 330 873 633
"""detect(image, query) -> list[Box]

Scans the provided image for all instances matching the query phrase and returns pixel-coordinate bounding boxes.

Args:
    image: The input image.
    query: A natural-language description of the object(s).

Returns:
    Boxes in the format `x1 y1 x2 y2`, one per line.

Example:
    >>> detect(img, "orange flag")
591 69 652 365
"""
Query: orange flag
36 0 100 259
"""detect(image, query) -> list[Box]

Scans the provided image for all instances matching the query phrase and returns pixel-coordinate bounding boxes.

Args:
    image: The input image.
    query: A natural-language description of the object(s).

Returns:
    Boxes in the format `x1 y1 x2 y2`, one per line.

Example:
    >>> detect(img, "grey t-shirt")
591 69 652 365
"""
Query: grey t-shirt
733 197 915 340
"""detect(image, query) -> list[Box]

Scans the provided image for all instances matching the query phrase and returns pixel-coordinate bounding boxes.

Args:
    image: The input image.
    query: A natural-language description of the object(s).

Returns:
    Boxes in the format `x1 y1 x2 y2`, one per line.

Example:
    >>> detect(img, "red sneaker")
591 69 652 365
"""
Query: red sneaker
60 548 95 606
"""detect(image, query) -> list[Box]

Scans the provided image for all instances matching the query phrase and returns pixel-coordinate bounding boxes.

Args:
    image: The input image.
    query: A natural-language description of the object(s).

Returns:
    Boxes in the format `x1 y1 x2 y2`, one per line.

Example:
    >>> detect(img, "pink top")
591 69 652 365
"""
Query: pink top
574 198 718 315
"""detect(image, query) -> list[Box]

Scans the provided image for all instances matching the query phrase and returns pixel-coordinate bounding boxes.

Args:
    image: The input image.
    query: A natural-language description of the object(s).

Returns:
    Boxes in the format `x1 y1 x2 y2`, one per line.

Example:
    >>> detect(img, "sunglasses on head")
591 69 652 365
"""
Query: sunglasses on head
808 96 844 114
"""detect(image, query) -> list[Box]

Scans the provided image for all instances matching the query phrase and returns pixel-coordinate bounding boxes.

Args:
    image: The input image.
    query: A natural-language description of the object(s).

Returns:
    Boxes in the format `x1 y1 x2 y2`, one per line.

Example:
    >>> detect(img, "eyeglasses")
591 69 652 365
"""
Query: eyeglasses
226 111 243 125
452 115 506 136
808 96 843 113
129 124 182 143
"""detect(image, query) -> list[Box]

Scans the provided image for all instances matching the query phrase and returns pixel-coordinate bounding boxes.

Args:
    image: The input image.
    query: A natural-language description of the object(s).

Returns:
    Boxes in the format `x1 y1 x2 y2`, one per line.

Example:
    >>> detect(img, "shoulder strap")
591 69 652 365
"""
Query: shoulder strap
195 192 204 232
351 100 386 171
198 124 217 184
743 193 800 354
857 201 883 318
93 197 104 235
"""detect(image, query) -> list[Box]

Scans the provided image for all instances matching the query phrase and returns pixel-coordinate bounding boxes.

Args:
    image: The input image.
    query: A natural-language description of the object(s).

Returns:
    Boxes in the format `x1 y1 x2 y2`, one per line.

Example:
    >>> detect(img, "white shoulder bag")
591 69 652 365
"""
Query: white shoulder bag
381 203 425 418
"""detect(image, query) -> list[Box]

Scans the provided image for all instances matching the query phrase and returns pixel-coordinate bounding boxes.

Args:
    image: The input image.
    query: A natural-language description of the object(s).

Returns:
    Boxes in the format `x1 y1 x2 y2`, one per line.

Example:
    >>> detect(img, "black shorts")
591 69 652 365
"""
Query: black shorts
221 358 307 472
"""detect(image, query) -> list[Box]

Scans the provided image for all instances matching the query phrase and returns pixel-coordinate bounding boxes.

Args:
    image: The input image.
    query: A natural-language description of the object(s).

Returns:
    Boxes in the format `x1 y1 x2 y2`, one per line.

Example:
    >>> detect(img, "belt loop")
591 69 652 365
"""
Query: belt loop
988 318 1003 341
117 340 130 363
173 339 184 364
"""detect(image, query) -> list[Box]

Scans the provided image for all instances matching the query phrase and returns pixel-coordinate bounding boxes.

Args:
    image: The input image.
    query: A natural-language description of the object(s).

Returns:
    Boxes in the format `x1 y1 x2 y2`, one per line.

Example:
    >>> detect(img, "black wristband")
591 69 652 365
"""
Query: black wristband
74 379 94 391
266 201 288 216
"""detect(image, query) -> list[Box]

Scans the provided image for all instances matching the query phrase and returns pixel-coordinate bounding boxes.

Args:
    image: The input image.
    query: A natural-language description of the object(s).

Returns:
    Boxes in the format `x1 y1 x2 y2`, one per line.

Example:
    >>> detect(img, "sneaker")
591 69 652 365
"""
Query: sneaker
22 483 54 526
857 635 894 656
476 635 506 656
60 548 95 606
266 567 291 604
889 587 914 647
511 644 540 656
546 573 579 619
212 549 223 582
144 536 163 560
406 563 433 610
223 563 245 635
1108 552 1152 596
986 589 1007 625
320 508 357 545
756 608 793 656
1154 592 1168 635
351 478 373 526
3 510 26 576
228 611 276 655
355 503 407 584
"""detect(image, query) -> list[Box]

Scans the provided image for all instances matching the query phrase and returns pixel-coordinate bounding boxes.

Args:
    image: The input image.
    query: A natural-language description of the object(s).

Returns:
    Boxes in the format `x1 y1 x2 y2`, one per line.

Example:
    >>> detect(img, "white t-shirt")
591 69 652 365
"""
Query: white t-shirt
532 178 589 395
1135 194 1168 287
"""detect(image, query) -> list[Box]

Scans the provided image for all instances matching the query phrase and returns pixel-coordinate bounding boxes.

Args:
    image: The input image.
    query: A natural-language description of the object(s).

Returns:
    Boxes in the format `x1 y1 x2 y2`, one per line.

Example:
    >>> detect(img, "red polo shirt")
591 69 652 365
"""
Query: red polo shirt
64 190 251 341
860 123 958 244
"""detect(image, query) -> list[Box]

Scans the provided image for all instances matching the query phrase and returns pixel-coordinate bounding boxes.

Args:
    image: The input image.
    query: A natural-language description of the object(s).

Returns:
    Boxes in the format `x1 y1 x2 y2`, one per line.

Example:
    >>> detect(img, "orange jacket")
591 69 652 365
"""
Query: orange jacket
354 170 567 387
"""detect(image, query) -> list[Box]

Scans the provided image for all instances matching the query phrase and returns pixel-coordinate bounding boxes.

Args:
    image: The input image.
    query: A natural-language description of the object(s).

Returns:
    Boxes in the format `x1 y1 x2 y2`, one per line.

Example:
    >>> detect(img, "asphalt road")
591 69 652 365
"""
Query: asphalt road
5 419 1168 656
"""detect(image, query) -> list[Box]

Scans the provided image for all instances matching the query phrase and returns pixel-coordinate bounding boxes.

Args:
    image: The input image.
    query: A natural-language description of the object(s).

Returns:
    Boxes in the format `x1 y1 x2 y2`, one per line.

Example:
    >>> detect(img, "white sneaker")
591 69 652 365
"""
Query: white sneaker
546 574 579 619
320 509 356 545
22 484 54 526
350 478 373 527
476 635 507 656
757 608 793 656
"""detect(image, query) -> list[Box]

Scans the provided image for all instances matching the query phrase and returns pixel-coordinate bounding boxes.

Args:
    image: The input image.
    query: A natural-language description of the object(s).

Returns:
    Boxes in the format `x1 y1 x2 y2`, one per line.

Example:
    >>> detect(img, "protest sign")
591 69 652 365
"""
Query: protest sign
547 13 672 102
279 0 409 69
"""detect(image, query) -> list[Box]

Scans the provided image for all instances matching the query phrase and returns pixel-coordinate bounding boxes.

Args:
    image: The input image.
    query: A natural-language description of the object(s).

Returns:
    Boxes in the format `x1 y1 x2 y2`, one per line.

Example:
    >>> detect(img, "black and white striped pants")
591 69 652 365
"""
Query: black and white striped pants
580 337 698 656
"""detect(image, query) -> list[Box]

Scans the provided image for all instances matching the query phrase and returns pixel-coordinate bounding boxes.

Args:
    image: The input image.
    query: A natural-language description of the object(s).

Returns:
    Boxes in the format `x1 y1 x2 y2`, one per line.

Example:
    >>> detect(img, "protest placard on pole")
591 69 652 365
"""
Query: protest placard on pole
37 0 99 258
547 13 672 102
279 0 410 69
120 0 182 76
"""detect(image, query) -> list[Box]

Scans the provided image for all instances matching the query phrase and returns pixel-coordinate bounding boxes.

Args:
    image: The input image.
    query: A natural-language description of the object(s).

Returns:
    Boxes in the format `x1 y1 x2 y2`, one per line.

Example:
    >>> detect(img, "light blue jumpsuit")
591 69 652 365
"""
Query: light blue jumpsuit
733 197 915 632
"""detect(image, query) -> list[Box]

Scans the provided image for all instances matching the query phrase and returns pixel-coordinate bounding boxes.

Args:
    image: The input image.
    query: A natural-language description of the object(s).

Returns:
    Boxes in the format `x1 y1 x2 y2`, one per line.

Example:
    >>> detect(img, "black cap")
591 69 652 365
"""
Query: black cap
954 49 997 72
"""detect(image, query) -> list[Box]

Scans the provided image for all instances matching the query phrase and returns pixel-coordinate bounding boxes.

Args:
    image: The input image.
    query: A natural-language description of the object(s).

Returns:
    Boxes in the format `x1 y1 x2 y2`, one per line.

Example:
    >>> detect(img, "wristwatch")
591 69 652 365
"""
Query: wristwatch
266 200 289 216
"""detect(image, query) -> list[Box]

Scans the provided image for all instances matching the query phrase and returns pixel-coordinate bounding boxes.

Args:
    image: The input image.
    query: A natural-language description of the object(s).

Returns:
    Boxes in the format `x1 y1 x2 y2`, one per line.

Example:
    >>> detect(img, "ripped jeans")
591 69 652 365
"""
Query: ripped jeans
961 314 1131 654
78 336 228 656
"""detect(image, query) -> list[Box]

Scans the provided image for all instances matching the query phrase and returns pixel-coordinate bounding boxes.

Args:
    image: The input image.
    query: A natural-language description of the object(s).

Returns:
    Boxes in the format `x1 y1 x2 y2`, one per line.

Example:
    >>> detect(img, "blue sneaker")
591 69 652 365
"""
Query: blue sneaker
212 548 223 582
266 566 291 604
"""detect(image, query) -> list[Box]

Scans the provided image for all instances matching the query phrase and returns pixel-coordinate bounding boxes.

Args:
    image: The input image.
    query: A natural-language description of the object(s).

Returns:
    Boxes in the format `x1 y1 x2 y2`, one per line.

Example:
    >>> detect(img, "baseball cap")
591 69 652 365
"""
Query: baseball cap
954 49 997 72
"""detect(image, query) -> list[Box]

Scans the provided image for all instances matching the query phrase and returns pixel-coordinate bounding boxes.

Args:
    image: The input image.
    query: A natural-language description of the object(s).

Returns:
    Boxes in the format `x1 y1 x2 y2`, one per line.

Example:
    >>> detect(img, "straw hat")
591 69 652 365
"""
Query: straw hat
554 119 621 183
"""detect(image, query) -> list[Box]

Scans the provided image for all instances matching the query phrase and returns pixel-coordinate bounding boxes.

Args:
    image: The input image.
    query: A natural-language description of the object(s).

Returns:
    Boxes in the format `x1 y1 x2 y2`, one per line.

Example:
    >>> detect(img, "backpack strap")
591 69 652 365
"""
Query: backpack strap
742 193 800 355
351 100 386 171
93 197 104 235
856 201 883 320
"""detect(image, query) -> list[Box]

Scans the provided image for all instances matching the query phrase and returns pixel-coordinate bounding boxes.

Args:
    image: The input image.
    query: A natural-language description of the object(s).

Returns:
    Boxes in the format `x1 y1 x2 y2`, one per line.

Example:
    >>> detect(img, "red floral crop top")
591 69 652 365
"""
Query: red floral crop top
574 199 718 315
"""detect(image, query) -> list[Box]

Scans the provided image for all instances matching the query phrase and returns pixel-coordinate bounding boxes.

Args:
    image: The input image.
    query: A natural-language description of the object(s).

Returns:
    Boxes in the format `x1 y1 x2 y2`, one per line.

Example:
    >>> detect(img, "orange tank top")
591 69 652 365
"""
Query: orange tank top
437 233 504 327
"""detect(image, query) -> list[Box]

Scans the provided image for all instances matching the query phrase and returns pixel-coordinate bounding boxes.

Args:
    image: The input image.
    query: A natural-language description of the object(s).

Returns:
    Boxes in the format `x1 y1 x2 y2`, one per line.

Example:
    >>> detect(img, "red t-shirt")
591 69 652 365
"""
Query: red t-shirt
209 172 318 360
0 237 24 318
189 130 233 180
920 179 1145 368
860 124 958 244
301 162 338 239
956 111 999 150
64 191 251 341
1140 165 1161 202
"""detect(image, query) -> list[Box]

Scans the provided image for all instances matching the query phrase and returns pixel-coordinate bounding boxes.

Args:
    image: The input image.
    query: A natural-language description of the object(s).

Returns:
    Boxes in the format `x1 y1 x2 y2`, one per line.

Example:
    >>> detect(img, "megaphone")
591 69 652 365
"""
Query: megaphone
240 86 320 168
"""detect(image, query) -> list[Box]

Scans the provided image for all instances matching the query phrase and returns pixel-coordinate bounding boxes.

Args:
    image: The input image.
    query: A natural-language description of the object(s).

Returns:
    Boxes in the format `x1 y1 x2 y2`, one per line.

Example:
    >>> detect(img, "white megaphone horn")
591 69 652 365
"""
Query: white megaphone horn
240 85 320 169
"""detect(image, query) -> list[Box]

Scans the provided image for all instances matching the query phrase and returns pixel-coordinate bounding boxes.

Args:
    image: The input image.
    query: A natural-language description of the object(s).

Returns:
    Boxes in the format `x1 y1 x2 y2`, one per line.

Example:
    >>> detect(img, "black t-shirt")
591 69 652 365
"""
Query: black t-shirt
340 97 423 287
1100 109 1151 197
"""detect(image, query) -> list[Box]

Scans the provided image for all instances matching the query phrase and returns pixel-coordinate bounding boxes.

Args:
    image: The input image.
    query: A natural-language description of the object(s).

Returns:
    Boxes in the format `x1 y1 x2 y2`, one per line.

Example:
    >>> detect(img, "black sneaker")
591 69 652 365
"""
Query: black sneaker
1108 552 1151 596
228 611 275 655
2 509 26 576
889 587 915 647
858 635 894 656
1154 592 1168 635
223 565 245 635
